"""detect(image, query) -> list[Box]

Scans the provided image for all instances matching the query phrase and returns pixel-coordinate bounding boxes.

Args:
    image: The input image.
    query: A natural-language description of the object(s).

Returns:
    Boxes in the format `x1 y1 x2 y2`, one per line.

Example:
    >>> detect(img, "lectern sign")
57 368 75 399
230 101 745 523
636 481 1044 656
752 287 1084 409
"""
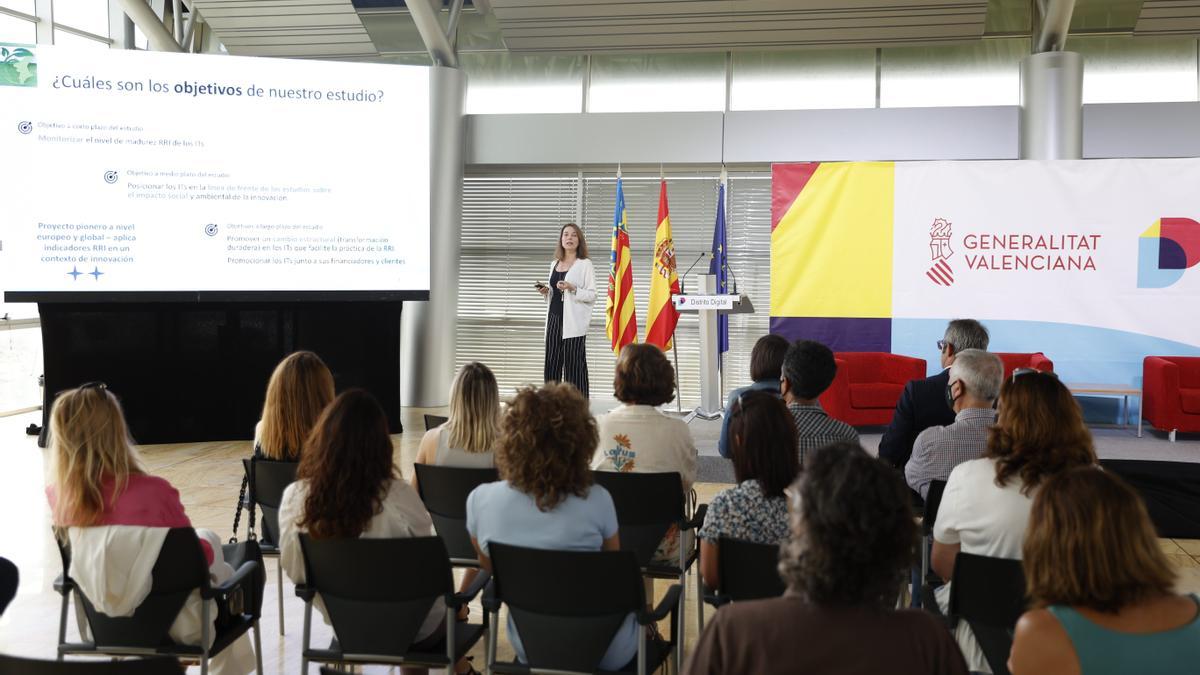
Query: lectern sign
673 294 736 310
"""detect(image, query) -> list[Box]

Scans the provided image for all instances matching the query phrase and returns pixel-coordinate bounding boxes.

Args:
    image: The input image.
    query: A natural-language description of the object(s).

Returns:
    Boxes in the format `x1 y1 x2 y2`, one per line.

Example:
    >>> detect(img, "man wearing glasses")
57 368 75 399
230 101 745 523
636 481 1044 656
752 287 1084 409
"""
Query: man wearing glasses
879 319 989 471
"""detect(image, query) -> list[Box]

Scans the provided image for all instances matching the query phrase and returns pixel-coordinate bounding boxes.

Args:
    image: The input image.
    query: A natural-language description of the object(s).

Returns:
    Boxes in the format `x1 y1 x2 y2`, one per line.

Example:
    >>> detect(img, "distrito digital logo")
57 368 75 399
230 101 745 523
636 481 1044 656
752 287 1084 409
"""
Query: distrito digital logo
1138 218 1200 288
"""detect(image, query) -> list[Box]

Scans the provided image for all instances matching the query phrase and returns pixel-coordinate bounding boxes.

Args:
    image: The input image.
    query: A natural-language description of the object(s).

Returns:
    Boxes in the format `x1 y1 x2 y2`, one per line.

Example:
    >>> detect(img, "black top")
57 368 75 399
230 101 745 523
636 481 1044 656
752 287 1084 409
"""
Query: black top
548 268 566 318
878 369 955 470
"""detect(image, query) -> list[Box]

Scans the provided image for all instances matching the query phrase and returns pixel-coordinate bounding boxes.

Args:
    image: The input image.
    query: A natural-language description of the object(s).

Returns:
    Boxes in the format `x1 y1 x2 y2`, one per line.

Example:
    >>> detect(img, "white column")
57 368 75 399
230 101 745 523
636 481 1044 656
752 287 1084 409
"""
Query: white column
1019 51 1083 160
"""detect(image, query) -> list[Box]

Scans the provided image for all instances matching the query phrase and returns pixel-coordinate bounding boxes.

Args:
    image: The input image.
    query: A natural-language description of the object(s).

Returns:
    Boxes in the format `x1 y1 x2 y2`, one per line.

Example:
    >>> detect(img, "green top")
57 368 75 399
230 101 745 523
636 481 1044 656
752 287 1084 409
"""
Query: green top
1048 595 1200 675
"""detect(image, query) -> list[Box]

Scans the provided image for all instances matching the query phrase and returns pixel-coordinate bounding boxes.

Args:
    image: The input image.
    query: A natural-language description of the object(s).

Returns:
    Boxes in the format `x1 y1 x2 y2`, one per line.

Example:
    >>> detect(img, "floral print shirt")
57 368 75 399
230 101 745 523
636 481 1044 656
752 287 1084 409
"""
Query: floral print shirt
697 479 790 545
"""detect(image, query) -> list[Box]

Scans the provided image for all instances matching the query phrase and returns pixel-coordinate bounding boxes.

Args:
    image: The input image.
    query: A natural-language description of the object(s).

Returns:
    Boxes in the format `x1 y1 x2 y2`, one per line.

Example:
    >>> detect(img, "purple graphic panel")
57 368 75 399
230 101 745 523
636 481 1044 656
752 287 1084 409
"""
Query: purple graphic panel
770 317 892 353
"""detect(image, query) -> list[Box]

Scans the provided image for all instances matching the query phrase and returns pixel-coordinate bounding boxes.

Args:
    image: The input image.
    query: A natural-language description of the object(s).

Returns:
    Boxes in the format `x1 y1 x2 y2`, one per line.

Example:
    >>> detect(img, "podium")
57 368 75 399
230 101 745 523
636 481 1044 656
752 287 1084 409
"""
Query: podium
673 273 755 421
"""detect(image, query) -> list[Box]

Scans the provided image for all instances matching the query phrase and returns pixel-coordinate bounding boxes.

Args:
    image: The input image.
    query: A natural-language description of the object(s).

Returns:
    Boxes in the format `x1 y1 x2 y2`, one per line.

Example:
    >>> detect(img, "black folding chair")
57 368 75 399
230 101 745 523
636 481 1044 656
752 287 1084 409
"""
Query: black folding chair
295 534 488 674
591 470 706 665
702 538 785 608
414 464 500 566
485 542 680 675
0 654 182 674
1100 459 1200 538
919 479 948 586
0 555 17 617
54 528 264 675
424 414 449 430
925 552 1025 675
242 456 298 635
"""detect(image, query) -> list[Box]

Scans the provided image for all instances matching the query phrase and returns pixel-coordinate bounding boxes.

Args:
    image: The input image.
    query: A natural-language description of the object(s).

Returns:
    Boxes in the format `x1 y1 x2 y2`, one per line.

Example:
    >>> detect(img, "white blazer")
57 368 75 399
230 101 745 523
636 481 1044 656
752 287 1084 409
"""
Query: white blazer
544 257 597 340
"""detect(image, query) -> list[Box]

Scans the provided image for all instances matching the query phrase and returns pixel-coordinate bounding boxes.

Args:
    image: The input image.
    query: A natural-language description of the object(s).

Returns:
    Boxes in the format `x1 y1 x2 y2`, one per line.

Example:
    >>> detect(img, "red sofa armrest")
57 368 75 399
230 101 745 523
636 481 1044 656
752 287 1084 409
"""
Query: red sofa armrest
1144 357 1181 430
881 354 927 385
819 357 852 422
1030 353 1054 372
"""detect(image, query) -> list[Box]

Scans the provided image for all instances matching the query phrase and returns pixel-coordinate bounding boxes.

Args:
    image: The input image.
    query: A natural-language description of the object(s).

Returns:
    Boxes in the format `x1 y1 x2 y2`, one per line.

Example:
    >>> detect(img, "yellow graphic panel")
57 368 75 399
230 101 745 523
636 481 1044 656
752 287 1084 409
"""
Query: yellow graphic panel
771 162 894 318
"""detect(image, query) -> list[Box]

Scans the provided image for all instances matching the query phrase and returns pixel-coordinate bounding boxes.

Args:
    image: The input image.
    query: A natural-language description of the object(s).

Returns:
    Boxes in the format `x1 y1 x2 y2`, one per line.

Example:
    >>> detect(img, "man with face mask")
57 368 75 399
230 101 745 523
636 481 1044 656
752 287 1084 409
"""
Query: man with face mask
904 349 1003 500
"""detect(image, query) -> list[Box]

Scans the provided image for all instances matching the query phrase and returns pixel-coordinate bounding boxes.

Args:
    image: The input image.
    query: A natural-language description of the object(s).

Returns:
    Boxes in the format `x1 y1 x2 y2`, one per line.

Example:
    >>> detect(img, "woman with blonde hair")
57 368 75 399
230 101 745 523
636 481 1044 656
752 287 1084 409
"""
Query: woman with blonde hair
255 350 336 460
931 370 1097 672
1009 467 1200 675
413 361 499 479
46 383 255 675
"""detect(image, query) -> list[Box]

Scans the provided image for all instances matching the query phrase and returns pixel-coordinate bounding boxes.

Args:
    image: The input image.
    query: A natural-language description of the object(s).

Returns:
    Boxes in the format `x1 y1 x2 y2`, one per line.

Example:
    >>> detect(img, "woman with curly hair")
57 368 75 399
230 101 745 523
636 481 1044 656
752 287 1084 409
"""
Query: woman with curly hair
467 382 636 671
1009 467 1200 675
279 390 475 674
686 442 967 674
931 370 1097 672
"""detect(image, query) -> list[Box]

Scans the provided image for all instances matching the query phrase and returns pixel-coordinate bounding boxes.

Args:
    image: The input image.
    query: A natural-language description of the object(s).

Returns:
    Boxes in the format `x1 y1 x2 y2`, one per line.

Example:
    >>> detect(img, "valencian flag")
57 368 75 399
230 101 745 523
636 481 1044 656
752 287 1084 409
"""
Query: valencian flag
605 173 637 354
710 171 730 361
645 179 681 349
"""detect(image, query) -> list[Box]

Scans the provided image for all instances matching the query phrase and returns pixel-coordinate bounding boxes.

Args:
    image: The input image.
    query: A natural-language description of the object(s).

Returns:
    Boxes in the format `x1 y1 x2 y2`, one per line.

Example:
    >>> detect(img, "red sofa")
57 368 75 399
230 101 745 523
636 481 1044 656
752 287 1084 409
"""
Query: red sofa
819 352 927 426
1143 356 1200 442
994 352 1054 380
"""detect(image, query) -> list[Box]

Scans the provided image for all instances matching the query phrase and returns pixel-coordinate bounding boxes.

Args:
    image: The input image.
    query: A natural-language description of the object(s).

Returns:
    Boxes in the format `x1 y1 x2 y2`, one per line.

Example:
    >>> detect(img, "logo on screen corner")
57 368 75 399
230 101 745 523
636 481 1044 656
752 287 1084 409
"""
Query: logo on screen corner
925 218 955 287
0 44 37 88
1137 218 1200 288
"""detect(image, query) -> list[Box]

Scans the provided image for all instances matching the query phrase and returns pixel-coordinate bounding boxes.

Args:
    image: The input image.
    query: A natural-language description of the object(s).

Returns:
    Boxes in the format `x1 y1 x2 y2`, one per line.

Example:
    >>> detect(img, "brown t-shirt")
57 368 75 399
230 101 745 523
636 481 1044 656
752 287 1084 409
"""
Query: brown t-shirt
685 595 969 675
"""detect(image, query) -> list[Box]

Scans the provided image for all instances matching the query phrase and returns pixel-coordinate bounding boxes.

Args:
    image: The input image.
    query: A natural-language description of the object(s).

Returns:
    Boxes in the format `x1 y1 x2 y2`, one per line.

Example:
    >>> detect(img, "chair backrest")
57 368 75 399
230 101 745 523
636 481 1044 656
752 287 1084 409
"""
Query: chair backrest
414 464 500 562
948 552 1026 628
59 528 209 649
489 542 642 673
0 556 17 617
1099 459 1200 538
424 414 449 430
298 534 453 656
922 480 948 536
716 538 785 602
590 471 684 566
0 654 183 674
243 457 299 547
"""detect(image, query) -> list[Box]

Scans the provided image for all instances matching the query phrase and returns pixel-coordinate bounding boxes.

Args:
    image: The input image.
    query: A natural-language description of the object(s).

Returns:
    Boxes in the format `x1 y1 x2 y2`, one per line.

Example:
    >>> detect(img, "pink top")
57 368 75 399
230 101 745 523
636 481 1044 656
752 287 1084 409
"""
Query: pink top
47 474 213 565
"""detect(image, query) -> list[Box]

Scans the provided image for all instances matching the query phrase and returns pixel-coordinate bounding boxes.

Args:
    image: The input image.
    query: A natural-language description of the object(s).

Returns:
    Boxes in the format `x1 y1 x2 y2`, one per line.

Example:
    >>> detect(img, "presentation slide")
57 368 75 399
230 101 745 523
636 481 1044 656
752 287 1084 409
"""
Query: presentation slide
0 44 430 301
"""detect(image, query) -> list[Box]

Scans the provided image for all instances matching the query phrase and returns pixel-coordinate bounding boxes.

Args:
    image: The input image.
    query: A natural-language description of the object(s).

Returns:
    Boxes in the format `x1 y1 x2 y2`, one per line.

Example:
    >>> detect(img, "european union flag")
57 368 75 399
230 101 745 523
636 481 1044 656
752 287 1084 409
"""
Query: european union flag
709 178 729 361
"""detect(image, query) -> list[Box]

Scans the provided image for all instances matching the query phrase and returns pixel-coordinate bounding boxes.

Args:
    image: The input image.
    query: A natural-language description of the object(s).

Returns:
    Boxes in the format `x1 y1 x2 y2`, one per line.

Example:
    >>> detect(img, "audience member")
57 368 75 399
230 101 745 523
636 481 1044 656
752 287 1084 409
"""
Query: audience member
278 390 473 674
46 383 255 675
698 390 798 589
905 349 1002 499
468 383 638 671
412 361 500 620
717 334 789 458
1010 467 1200 675
780 339 857 466
253 350 336 460
686 442 968 675
932 370 1096 672
880 319 989 470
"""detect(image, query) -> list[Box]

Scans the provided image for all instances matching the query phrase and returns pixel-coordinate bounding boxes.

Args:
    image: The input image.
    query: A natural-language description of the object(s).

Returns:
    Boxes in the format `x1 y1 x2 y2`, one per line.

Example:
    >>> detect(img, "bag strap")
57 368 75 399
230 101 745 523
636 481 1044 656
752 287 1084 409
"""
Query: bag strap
247 447 259 542
228 444 262 544
229 472 248 544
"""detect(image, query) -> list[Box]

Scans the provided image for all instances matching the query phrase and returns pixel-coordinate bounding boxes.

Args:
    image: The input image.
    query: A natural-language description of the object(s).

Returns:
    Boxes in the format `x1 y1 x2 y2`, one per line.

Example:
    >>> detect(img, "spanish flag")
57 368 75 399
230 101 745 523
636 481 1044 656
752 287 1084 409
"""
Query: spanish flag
645 179 680 350
605 174 637 354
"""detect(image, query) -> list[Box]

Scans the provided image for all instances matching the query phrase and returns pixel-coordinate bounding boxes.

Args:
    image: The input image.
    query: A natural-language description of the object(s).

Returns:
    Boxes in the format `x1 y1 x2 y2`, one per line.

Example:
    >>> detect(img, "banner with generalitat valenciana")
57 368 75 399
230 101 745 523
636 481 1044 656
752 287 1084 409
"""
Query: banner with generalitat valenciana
769 160 1200 388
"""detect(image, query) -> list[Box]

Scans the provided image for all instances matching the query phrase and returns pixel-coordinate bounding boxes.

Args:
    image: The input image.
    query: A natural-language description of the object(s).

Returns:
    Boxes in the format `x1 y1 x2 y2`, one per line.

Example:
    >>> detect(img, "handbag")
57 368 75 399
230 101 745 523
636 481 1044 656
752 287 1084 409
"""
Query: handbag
228 445 261 544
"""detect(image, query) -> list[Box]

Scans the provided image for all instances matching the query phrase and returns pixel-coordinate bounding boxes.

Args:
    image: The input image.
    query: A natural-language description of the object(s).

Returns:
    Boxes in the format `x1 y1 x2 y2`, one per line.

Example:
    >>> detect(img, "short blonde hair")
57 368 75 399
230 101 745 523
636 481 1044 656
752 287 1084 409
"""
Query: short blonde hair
259 351 335 460
50 384 143 526
446 362 500 454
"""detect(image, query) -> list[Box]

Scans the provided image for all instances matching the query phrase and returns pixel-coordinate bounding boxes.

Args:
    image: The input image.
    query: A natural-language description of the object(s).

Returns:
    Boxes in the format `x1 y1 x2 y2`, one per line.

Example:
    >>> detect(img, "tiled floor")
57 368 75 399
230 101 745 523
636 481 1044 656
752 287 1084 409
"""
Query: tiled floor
2 407 1199 673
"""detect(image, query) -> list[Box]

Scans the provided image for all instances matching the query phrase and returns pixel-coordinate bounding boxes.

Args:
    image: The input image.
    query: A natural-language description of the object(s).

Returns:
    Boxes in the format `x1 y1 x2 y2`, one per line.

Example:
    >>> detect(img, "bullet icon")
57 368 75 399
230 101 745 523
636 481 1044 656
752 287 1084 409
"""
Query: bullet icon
103 171 118 184
17 121 32 134
204 223 218 237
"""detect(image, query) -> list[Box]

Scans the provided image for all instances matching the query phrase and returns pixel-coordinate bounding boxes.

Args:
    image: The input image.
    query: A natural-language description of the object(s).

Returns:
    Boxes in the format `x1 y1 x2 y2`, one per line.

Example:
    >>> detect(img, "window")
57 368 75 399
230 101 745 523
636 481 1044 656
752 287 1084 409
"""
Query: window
53 0 109 38
0 11 35 45
589 52 726 113
462 52 584 114
54 27 109 48
1070 35 1198 104
731 49 876 111
880 39 1028 108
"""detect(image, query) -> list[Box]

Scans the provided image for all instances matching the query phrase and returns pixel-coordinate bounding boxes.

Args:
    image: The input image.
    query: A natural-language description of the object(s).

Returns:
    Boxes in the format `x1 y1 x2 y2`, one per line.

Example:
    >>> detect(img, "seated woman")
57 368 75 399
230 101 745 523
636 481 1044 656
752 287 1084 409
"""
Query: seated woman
698 390 799 590
278 389 474 674
468 383 637 671
412 361 500 619
46 383 255 675
932 370 1097 673
717 334 789 458
593 343 697 564
686 442 968 675
1010 467 1200 675
254 350 335 460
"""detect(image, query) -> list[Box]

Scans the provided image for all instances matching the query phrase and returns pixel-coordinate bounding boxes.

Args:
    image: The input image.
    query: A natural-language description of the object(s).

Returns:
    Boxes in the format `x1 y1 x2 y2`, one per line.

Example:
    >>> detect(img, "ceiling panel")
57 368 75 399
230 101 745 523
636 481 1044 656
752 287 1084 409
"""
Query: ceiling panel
485 0 990 52
191 0 378 58
1137 0 1200 35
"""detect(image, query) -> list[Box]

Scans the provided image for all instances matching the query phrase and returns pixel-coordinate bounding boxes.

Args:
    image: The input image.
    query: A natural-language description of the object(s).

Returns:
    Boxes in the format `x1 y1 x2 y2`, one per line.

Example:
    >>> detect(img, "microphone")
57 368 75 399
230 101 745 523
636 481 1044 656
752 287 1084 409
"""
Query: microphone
679 251 708 294
725 260 739 295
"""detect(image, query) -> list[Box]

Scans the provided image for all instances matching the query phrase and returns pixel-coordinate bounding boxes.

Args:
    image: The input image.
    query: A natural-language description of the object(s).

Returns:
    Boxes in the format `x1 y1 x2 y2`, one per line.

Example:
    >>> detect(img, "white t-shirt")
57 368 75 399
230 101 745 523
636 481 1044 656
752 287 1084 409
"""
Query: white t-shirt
932 456 1034 559
279 478 444 642
592 404 698 488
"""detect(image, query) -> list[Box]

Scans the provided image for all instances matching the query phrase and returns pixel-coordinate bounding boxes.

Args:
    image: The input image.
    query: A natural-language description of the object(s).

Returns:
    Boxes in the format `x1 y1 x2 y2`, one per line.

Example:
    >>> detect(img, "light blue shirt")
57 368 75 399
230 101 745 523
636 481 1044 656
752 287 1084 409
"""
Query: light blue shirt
467 480 638 670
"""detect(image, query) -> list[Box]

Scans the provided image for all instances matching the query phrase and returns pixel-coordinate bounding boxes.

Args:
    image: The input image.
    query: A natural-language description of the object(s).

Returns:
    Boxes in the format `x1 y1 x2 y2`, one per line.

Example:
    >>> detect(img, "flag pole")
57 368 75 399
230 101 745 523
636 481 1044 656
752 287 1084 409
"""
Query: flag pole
671 332 683 415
